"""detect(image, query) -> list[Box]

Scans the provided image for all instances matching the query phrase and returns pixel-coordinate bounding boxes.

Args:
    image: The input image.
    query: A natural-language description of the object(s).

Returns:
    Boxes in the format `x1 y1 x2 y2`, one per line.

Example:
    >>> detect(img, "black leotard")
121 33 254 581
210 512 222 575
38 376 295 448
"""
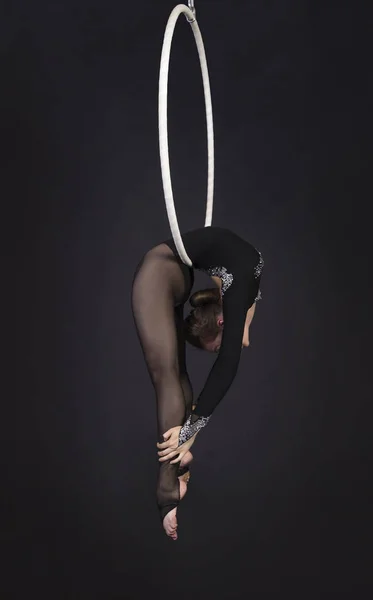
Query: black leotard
132 226 263 521
163 226 263 419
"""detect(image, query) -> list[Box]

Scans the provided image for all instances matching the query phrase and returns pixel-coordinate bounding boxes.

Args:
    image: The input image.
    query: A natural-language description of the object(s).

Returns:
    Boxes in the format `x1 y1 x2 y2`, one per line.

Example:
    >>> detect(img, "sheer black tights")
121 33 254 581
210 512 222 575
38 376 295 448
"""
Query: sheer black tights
131 246 193 521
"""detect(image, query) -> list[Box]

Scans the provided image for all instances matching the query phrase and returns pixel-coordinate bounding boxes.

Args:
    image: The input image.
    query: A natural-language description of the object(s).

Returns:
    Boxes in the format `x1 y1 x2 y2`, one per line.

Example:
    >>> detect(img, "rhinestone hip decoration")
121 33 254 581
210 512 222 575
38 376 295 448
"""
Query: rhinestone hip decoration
202 265 234 296
178 414 211 445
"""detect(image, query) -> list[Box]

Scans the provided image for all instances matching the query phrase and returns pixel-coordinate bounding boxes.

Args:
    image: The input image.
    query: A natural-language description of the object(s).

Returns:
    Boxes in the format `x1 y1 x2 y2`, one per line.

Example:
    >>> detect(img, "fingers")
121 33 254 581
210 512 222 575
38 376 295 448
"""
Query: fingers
157 432 180 450
162 429 172 440
159 450 179 463
170 455 182 465
157 439 174 450
157 437 178 451
158 446 177 458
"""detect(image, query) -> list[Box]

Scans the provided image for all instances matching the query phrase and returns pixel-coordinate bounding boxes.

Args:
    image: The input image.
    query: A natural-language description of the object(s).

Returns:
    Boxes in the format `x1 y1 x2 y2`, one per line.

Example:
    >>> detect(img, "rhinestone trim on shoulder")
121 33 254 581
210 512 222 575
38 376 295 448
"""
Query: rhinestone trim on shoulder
201 265 234 296
254 251 264 279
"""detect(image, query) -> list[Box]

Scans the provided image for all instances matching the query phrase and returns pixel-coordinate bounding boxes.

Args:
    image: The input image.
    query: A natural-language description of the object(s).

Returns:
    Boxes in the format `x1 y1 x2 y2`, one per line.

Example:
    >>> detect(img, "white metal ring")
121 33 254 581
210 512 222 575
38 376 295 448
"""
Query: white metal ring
158 4 214 267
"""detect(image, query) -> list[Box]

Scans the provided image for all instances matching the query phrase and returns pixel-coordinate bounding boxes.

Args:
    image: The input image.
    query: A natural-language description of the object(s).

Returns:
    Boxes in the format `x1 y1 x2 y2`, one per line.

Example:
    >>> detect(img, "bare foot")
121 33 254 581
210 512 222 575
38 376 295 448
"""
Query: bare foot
162 453 193 540
162 478 188 541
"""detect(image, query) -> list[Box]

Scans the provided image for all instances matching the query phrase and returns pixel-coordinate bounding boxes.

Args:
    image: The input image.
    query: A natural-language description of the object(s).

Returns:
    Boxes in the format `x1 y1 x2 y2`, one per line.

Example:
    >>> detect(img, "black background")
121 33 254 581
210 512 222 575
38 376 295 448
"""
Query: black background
5 1 372 597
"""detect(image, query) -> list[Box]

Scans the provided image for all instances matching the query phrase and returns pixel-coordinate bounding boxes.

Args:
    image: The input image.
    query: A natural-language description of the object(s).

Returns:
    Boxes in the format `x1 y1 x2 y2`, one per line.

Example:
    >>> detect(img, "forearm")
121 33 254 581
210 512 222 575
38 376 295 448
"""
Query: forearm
178 282 250 444
246 301 256 327
178 360 238 448
193 351 241 418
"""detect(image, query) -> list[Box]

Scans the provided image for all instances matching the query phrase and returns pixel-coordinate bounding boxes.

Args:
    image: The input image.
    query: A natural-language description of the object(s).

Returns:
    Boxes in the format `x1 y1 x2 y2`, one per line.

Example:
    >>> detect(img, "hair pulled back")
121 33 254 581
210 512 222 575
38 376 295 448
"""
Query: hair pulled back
184 288 222 349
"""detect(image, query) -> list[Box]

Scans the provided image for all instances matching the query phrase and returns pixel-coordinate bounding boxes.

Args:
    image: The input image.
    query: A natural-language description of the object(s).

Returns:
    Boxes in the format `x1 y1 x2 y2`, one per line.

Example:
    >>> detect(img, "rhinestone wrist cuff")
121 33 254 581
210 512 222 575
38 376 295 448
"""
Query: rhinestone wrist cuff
178 414 211 446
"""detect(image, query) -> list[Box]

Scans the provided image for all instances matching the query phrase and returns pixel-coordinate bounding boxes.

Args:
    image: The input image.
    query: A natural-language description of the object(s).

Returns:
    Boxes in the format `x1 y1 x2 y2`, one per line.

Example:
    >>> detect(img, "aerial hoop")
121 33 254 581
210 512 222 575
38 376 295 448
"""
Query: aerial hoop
158 2 214 267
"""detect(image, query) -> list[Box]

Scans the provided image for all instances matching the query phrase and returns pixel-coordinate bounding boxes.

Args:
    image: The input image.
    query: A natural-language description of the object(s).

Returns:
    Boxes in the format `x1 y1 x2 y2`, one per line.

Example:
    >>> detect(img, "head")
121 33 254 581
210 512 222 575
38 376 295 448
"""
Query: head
184 288 251 352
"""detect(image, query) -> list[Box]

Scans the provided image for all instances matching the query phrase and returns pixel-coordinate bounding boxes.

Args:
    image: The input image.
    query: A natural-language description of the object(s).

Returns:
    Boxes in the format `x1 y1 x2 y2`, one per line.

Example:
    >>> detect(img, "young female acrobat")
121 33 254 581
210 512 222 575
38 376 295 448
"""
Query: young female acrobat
131 226 264 540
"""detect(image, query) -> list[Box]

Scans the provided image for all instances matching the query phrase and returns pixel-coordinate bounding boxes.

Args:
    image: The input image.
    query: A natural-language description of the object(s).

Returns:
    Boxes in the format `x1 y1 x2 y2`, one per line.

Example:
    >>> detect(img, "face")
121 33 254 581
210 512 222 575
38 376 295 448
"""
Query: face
201 314 250 353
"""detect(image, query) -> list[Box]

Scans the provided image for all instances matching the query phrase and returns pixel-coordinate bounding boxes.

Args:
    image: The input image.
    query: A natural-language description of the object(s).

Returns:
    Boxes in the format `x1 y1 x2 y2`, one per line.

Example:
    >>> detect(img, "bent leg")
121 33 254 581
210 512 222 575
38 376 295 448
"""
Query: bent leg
175 304 193 418
131 249 190 521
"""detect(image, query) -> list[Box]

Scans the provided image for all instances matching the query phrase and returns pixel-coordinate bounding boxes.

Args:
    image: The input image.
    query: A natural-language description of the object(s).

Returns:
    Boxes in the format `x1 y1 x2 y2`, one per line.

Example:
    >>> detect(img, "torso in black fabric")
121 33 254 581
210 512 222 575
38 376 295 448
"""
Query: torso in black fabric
163 226 264 418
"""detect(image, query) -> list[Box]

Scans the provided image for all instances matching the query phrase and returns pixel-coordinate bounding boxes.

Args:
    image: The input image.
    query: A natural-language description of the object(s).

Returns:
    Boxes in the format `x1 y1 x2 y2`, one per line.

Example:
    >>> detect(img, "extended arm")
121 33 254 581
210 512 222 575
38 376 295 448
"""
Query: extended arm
179 276 258 444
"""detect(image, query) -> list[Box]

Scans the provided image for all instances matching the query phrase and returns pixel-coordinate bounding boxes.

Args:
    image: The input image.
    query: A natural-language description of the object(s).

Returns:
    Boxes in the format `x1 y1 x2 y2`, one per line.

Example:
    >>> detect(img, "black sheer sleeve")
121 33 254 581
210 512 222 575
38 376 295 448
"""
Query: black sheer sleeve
194 274 256 418
161 227 264 447
178 270 260 445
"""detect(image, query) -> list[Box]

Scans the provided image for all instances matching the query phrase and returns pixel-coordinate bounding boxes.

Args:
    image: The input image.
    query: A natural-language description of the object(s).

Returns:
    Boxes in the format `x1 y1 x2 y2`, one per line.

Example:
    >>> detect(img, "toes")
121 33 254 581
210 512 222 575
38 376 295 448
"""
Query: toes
163 509 179 538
